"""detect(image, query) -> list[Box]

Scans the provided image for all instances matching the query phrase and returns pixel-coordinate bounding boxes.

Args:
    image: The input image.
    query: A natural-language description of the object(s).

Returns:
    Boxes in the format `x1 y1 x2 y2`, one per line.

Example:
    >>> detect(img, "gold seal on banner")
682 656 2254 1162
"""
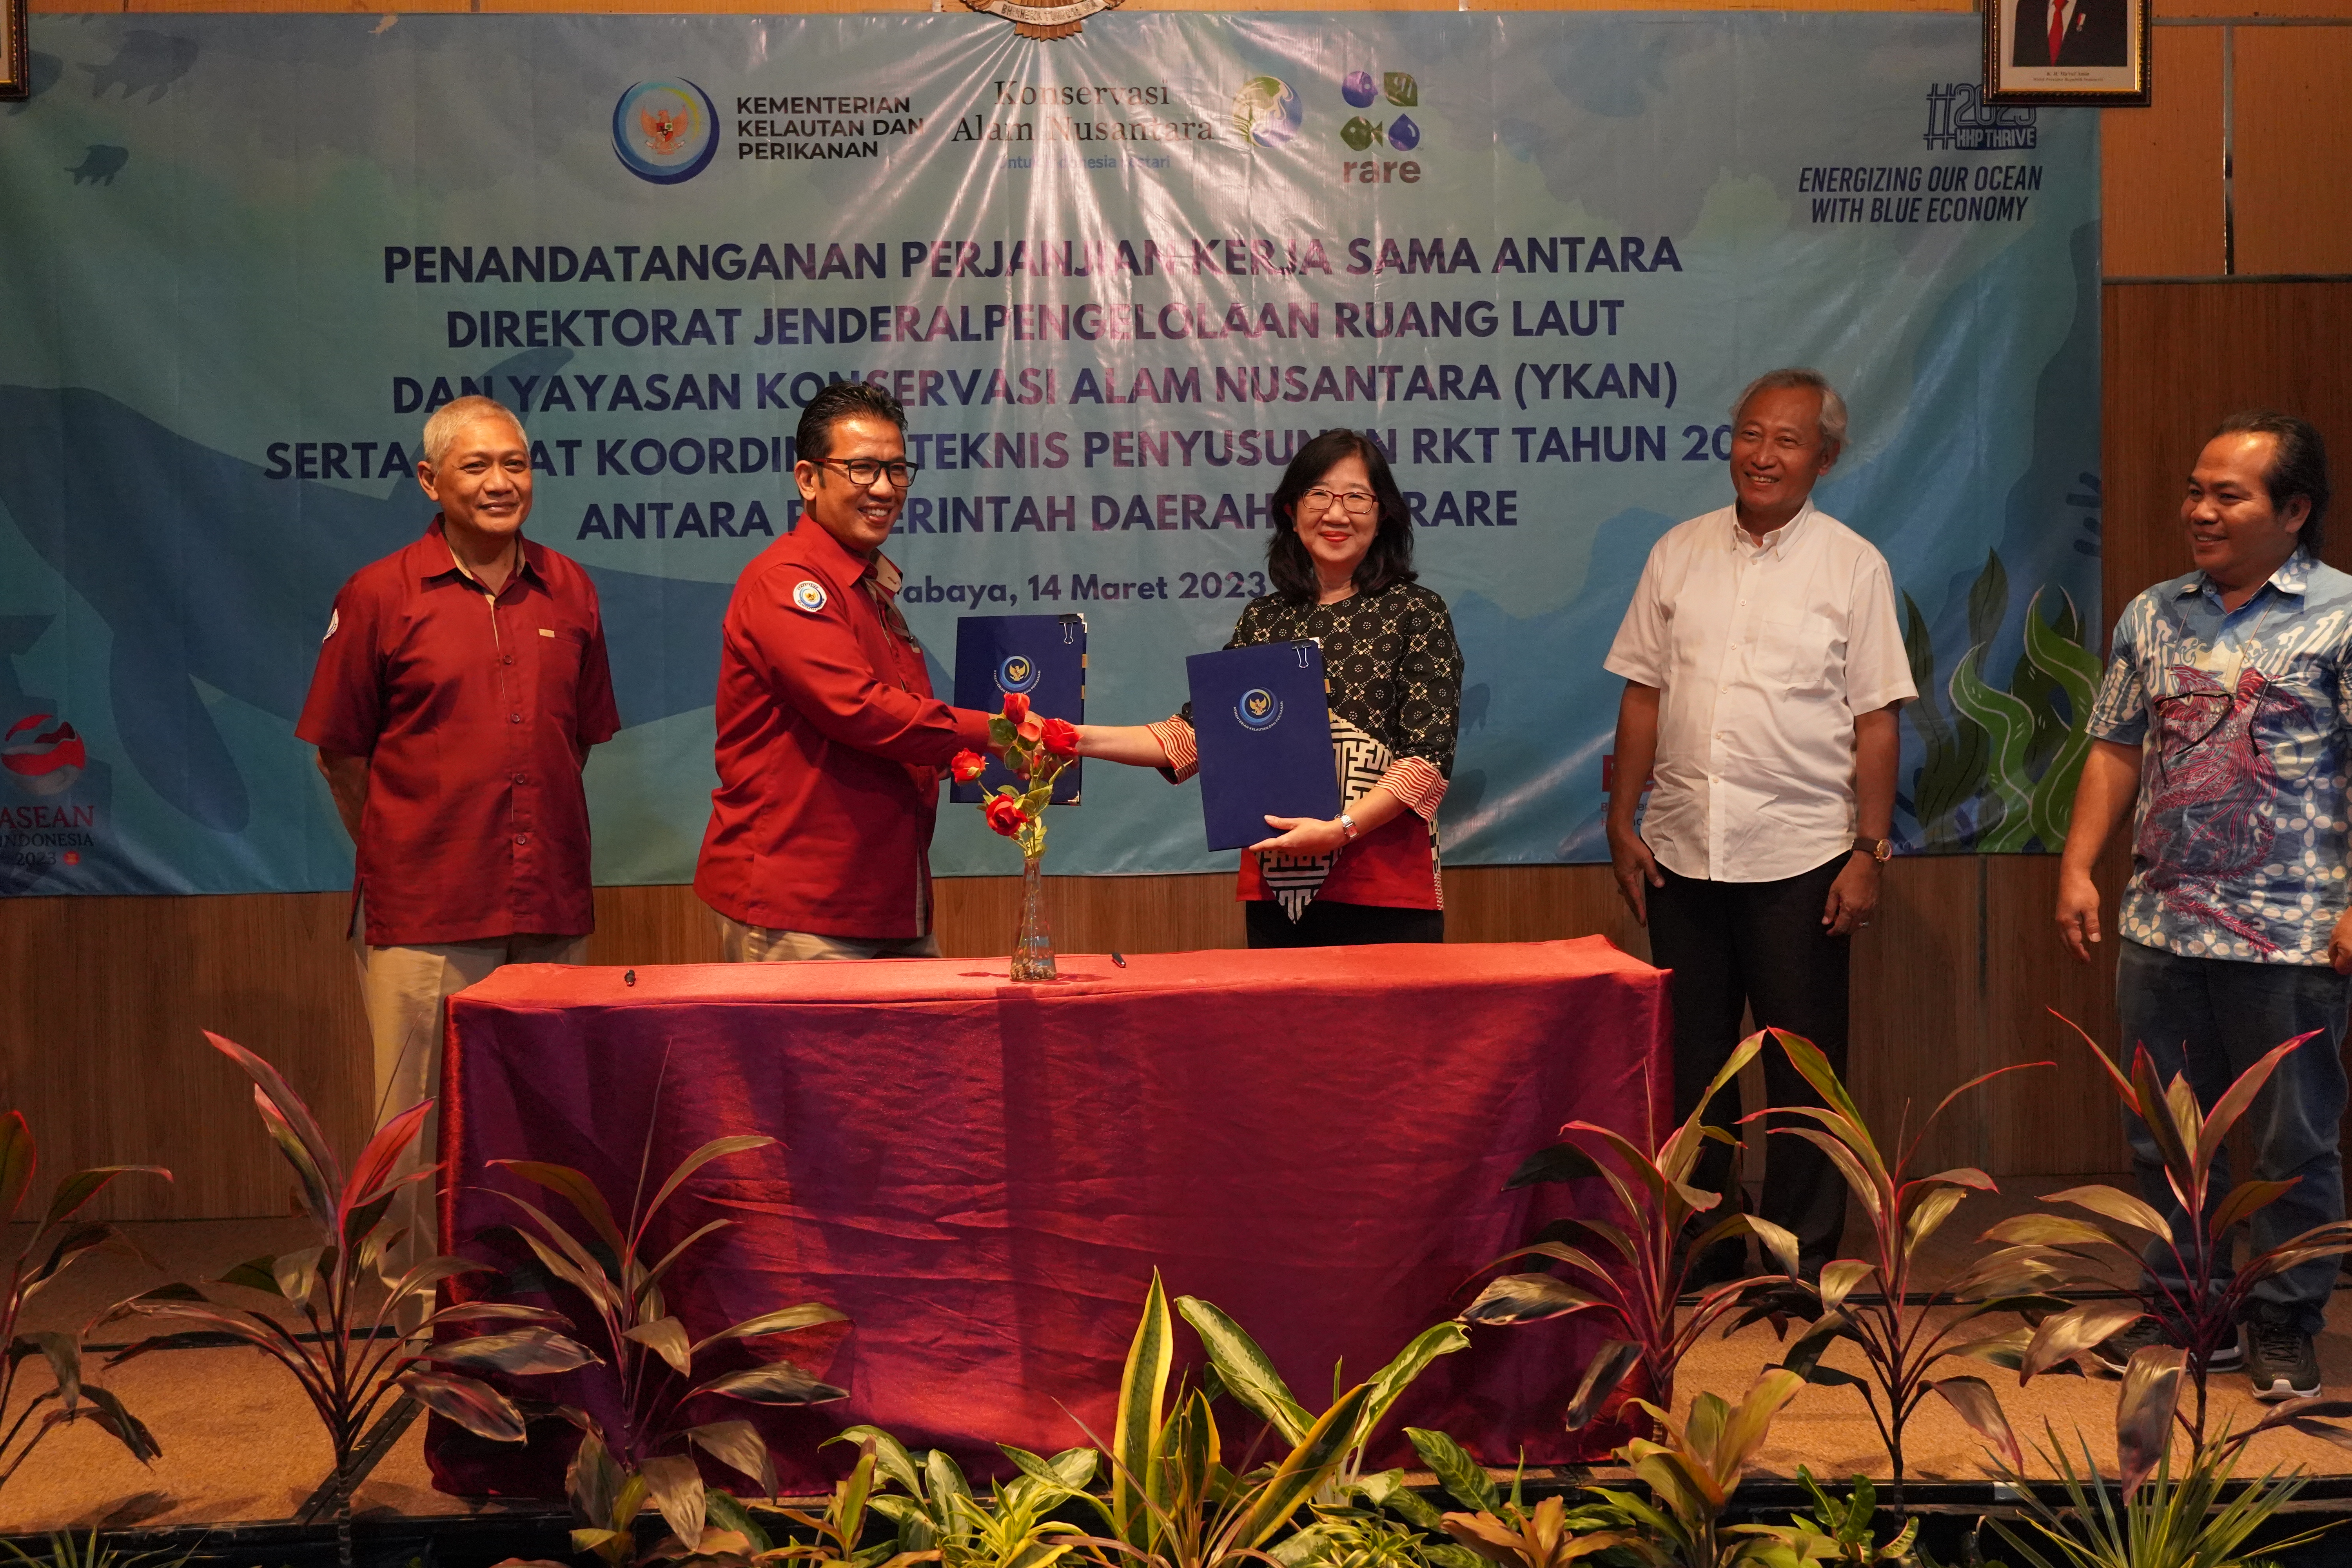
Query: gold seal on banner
959 0 1127 41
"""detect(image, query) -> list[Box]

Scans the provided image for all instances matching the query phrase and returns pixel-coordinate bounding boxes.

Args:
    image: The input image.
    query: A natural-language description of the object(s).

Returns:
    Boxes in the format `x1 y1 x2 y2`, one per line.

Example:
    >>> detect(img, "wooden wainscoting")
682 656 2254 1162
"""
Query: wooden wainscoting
0 855 2125 1219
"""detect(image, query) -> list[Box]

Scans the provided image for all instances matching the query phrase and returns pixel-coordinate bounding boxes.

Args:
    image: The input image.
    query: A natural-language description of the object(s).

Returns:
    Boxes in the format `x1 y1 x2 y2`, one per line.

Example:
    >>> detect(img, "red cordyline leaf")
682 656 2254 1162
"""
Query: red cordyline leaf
341 1100 433 1221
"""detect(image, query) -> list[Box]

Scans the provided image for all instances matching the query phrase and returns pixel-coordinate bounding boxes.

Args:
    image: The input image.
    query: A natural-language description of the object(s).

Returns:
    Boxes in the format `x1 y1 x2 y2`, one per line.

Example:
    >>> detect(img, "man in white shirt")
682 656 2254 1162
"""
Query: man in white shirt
1602 367 1916 1281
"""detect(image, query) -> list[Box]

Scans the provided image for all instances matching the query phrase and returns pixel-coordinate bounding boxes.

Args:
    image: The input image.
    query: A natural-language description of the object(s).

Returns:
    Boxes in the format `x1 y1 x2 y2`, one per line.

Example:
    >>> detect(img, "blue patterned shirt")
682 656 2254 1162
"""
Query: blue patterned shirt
2087 553 2352 964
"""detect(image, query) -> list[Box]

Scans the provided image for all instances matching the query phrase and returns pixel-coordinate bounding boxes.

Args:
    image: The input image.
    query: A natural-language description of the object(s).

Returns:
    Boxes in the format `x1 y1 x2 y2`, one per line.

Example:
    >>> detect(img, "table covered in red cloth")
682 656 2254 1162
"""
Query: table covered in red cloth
427 937 1669 1496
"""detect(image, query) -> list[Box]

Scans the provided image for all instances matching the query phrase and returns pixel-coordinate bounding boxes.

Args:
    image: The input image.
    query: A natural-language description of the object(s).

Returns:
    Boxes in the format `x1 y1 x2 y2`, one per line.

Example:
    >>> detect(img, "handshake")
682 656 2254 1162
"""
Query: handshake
953 692 1081 850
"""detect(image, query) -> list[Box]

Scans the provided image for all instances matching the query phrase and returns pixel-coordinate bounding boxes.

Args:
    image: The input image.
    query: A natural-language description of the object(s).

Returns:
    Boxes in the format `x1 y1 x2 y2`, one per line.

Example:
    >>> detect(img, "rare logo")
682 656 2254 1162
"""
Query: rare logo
1235 688 1284 731
612 80 720 185
1337 68 1422 154
996 653 1043 695
1231 76 1302 149
3 713 86 797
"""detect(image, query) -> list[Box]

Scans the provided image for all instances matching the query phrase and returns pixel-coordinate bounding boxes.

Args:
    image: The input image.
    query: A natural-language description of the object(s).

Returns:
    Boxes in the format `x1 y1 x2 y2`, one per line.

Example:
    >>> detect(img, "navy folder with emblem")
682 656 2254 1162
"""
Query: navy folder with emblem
950 614 1087 805
1186 640 1338 851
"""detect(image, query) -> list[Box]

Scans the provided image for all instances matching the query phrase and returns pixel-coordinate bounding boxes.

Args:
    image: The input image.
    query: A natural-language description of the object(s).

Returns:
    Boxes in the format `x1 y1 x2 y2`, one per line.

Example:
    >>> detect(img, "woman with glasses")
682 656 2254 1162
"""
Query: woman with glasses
1078 428 1464 947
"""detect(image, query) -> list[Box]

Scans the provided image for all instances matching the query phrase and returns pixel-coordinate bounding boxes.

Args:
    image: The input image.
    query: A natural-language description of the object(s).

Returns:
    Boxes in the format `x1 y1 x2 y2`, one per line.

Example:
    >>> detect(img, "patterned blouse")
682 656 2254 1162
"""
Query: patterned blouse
1151 579 1465 909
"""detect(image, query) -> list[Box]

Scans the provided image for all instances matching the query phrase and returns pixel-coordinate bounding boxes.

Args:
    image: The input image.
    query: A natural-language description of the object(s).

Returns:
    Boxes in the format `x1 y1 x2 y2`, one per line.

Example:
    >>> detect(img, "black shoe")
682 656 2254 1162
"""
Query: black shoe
2091 1316 2243 1374
2243 1304 2321 1401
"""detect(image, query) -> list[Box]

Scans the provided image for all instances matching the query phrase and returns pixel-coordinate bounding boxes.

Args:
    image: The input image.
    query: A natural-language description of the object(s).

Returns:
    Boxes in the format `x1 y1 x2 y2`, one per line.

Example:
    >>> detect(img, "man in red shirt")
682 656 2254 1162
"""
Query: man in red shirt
694 383 995 960
297 394 619 1267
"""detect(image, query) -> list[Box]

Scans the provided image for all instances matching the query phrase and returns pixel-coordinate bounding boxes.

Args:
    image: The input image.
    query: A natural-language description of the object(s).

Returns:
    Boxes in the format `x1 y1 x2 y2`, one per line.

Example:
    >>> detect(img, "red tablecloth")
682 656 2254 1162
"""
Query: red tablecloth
428 937 1669 1496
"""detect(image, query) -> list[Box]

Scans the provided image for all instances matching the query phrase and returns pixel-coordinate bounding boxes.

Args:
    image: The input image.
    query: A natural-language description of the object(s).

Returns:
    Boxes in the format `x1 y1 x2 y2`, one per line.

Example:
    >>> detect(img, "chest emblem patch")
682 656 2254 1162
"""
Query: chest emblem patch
792 579 828 613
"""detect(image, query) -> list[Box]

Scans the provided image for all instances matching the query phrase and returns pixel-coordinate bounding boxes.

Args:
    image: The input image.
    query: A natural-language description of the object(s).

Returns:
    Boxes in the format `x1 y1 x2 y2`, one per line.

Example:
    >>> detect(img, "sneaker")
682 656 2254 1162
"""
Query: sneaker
2242 1304 2321 1401
2091 1315 2243 1375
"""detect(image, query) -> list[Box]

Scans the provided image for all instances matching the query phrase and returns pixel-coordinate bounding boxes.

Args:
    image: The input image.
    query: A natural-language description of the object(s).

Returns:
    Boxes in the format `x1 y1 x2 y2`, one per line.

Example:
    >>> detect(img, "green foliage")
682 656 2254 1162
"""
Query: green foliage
1176 1294 1466 1508
1902 553 2096 851
1731 1032 2062 1506
1459 1033 1798 1429
1984 1015 2352 1467
0 1530 194 1568
0 1110 169 1503
105 1033 591 1568
1018 1272 1376 1568
489 1136 851 1563
1987 1423 2332 1568
1748 1470 1916 1566
846 1423 1095 1568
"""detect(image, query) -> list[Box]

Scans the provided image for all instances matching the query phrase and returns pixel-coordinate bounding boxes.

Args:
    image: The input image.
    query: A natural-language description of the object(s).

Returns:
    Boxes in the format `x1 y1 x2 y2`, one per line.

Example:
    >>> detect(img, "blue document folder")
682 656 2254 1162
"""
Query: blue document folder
1187 640 1338 851
951 614 1087 805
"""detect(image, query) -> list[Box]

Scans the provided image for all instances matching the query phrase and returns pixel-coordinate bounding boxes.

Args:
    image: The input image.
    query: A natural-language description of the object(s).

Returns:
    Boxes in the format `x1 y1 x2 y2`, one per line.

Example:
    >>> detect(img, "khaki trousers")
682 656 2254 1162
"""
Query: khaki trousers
355 928 586 1283
714 913 941 962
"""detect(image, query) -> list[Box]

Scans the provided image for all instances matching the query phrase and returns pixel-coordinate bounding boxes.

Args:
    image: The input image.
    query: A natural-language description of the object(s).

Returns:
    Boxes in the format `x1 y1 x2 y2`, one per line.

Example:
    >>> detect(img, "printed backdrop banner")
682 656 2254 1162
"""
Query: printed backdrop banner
0 12 2101 895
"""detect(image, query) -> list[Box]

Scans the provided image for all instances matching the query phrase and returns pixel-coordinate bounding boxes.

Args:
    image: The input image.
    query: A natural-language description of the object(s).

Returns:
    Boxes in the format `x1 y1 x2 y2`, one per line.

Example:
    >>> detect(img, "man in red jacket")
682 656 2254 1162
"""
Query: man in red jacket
694 383 996 960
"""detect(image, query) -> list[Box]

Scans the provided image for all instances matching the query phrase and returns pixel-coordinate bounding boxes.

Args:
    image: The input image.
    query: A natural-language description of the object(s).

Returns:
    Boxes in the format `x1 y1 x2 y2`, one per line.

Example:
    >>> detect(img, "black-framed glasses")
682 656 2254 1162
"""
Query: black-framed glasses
815 457 920 488
1303 486 1377 517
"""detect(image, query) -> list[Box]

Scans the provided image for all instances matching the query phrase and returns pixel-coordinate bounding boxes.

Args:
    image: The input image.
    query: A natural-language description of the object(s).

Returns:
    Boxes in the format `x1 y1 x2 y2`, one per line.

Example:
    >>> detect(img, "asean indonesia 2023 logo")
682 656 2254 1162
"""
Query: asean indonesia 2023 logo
613 80 720 184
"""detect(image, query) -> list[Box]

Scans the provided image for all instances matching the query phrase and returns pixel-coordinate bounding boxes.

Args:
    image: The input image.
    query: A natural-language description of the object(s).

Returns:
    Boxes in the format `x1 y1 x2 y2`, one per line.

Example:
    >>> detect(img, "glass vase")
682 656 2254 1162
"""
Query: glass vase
1009 853 1058 981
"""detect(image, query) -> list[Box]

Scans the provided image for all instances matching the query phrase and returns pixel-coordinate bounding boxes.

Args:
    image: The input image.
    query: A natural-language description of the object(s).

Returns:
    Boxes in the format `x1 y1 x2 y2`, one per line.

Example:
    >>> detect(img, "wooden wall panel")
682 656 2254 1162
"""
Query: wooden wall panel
2100 25 2225 278
2102 281 2352 633
2232 27 2352 276
0 892 369 1221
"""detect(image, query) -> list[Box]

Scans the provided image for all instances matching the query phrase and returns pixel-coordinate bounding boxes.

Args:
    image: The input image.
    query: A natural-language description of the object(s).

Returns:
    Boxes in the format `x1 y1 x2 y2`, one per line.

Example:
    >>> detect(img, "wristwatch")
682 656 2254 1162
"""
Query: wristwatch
1852 834 1892 863
1338 813 1360 841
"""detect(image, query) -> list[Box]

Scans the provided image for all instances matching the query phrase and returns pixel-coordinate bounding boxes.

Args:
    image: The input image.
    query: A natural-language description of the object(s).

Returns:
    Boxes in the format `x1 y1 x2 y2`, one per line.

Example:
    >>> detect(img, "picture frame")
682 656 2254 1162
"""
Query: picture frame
1984 0 2150 106
2 0 27 103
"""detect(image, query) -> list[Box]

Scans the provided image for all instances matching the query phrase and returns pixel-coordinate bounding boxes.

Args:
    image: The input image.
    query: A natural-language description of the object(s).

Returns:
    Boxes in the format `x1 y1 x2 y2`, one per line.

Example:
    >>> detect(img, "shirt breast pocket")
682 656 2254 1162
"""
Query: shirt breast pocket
1757 609 1832 689
535 624 590 696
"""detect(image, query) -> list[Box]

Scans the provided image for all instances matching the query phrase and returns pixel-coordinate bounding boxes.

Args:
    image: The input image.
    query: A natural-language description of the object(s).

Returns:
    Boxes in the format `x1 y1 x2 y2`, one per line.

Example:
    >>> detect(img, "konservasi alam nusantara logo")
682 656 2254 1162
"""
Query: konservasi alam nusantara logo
1230 76 1301 148
613 79 720 184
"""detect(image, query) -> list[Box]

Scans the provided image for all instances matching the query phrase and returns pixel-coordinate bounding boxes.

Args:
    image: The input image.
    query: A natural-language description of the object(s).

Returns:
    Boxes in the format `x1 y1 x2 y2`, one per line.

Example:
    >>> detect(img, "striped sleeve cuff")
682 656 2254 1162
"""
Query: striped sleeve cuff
1372 757 1447 821
1145 717 1199 783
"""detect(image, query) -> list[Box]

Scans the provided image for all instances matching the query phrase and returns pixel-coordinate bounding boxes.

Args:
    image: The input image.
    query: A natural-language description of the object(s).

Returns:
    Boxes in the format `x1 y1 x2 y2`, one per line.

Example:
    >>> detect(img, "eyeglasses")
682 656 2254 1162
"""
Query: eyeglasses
815 457 921 489
1303 486 1378 517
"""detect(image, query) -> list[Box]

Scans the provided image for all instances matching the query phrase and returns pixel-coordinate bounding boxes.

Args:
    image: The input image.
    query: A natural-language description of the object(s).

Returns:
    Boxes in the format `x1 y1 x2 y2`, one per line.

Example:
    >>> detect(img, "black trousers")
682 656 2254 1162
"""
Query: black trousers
1245 900 1445 948
1646 854 1853 1271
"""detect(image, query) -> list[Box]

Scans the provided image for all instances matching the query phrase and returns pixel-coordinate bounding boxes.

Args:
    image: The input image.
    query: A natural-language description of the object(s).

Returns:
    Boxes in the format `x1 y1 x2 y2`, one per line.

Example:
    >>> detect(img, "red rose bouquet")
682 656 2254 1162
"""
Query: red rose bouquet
971 691 1075 862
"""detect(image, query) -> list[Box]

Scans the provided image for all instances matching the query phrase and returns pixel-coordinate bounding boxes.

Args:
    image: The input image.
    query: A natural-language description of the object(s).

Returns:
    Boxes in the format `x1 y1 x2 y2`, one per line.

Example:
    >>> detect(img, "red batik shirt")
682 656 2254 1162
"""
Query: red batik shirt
296 520 621 947
694 521 993 939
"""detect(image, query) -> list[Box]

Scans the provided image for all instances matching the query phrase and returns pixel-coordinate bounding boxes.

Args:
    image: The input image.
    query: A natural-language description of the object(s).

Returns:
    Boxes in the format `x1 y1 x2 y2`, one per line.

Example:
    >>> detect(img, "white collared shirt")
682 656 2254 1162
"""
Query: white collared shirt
1604 501 1916 882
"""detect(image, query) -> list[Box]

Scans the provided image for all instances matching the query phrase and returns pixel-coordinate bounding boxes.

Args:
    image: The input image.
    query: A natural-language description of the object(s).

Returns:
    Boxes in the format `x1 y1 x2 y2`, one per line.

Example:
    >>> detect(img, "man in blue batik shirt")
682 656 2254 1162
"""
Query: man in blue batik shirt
2058 410 2345 1400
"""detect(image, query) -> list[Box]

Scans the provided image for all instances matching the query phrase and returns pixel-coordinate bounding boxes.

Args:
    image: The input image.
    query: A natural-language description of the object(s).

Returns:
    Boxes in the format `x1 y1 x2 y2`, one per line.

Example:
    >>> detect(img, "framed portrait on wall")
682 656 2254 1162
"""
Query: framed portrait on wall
1985 0 2151 105
2 0 28 102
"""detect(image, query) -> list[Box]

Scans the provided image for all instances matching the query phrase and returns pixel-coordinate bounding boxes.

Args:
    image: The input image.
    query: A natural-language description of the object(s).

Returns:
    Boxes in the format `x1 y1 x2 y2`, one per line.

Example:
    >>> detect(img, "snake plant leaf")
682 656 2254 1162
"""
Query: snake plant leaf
1231 1381 1374 1550
1111 1271 1174 1545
